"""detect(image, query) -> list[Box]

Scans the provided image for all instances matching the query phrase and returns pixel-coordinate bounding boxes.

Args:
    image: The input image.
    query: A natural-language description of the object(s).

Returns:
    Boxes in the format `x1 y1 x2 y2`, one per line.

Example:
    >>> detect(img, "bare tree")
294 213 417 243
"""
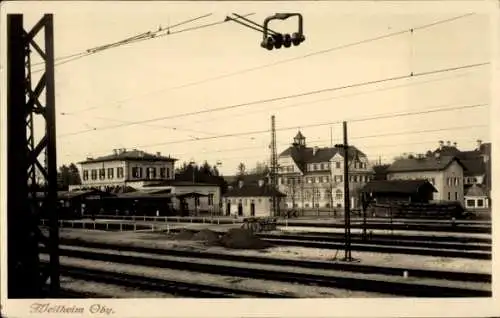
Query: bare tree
237 162 246 177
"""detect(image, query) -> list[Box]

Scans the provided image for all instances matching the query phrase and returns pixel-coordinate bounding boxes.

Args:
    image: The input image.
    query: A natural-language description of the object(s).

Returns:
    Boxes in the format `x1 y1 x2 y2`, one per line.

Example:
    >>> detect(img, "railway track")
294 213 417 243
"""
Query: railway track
159 228 491 260
56 237 491 283
276 222 491 234
44 263 294 298
42 243 490 297
275 231 491 244
256 233 491 251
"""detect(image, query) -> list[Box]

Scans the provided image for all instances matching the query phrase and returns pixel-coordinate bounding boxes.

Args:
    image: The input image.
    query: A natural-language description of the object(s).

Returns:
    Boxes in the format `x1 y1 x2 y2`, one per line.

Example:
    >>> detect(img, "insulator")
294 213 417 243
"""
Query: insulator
292 32 305 46
265 36 275 50
273 33 284 49
283 34 292 48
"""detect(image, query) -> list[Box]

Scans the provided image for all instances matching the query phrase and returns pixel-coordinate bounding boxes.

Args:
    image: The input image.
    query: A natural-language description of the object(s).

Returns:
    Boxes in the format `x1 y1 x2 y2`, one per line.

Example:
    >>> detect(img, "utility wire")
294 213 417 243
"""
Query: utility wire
32 13 255 74
64 12 475 115
183 69 482 126
81 70 480 135
172 136 483 157
67 125 487 164
67 102 486 148
58 62 489 138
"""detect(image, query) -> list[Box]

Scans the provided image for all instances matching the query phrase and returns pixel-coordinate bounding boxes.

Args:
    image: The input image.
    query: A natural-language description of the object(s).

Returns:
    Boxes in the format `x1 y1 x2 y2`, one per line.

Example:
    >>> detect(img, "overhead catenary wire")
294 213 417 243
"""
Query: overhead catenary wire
64 126 488 166
62 102 487 150
62 12 476 115
58 61 489 138
31 13 255 73
78 69 483 136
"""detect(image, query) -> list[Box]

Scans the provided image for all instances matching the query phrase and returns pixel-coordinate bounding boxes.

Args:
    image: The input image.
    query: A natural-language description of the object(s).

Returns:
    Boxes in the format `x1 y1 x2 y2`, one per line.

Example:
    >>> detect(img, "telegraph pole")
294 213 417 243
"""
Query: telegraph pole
270 115 279 217
335 121 352 261
7 14 60 297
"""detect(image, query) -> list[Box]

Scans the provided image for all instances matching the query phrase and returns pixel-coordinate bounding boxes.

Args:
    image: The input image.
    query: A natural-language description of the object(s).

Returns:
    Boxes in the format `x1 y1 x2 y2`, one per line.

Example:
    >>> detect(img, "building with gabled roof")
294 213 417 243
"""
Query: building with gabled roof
386 154 465 203
71 148 221 215
278 131 374 210
223 179 286 217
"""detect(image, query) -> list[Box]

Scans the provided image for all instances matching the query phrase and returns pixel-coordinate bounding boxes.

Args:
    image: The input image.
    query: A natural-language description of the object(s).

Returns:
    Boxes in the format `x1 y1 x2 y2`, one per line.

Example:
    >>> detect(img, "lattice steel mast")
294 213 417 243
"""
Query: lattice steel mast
270 115 279 216
7 14 59 298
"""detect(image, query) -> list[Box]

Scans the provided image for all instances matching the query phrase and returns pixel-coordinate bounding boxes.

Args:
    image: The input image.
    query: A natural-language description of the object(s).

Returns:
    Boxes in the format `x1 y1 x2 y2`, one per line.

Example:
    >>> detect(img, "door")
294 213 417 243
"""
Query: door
226 202 231 216
250 202 255 216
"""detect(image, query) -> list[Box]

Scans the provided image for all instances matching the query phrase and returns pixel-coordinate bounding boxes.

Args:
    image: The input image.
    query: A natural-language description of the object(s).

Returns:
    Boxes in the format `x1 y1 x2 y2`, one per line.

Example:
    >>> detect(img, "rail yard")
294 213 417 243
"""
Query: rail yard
40 215 492 298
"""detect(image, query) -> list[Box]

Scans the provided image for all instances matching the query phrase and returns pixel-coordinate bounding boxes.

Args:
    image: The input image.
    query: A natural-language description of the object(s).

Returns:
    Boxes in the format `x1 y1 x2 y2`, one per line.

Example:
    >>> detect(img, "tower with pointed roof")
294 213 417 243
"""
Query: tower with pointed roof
292 131 306 148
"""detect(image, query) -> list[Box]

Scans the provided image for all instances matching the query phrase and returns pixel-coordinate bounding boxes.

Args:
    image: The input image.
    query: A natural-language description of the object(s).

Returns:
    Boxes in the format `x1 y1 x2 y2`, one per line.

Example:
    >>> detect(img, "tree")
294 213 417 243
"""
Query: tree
236 162 246 177
249 161 270 175
373 164 390 180
57 163 82 190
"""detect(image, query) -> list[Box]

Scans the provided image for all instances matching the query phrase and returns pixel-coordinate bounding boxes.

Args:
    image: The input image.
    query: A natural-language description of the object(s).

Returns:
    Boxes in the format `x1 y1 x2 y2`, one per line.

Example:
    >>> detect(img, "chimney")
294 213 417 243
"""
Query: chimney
453 142 457 148
156 152 161 157
439 140 444 150
446 141 451 146
258 179 265 187
238 180 244 189
313 146 319 156
477 139 482 150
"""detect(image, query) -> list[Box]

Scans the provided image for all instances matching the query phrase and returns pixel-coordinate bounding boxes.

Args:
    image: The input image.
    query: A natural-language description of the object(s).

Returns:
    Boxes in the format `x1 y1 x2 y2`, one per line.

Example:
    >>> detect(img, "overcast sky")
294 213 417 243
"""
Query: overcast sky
1 1 495 175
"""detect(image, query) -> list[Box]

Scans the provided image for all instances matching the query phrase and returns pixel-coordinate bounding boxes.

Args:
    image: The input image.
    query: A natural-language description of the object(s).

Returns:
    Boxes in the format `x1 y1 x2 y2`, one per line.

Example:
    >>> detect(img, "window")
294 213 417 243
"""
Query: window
336 162 341 169
477 199 484 207
91 169 97 180
83 170 89 181
455 192 458 200
335 190 343 200
132 167 142 178
304 191 312 200
313 164 318 170
314 190 320 200
325 176 330 183
325 190 332 199
166 167 170 179
160 168 166 178
107 168 114 179
146 167 157 179
117 167 124 178
448 192 451 200
320 163 324 170
99 168 105 180
466 199 475 207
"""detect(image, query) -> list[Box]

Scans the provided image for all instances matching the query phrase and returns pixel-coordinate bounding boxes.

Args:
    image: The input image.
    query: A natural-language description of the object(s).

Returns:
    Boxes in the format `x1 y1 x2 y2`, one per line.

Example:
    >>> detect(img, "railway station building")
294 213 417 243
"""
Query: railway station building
69 148 221 215
277 131 374 210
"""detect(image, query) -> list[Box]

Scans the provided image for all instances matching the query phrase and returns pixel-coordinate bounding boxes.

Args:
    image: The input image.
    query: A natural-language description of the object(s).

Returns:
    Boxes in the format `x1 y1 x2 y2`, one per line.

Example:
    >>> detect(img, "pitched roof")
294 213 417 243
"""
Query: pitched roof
224 173 269 187
224 183 286 198
362 180 437 194
465 184 488 197
386 155 464 173
279 145 366 172
78 149 177 164
460 158 485 176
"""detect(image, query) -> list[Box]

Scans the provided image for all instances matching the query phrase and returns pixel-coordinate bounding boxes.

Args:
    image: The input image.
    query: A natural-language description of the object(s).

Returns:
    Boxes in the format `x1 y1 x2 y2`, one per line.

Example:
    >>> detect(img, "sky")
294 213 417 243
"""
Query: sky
0 1 496 176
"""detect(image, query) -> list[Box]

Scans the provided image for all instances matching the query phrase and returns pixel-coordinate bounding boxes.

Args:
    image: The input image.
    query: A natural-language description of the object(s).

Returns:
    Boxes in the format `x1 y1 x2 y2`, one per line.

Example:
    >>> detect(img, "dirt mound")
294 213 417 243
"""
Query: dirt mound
220 228 272 249
192 229 221 245
174 229 197 240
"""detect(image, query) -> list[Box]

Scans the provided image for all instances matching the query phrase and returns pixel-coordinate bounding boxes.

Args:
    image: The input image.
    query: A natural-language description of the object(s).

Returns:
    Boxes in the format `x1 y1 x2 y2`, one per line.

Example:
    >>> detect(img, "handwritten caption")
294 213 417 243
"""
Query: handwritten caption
30 303 115 315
